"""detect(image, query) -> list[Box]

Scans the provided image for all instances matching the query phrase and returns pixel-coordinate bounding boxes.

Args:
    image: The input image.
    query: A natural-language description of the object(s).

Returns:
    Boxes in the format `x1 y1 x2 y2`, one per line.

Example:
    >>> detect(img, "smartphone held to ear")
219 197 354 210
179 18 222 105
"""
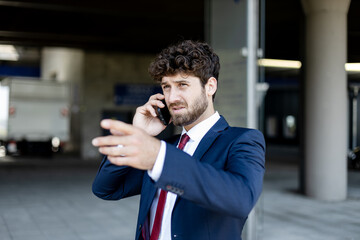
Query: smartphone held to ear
157 99 171 125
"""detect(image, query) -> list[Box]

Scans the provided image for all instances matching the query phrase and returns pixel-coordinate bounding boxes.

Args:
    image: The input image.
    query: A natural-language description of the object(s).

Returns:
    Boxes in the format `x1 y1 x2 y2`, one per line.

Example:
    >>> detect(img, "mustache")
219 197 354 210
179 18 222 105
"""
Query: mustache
169 102 187 109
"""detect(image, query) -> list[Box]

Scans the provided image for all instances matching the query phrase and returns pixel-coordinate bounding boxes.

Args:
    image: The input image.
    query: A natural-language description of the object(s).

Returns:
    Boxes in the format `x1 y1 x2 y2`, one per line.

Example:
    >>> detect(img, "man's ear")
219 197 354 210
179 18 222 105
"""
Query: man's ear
205 77 217 97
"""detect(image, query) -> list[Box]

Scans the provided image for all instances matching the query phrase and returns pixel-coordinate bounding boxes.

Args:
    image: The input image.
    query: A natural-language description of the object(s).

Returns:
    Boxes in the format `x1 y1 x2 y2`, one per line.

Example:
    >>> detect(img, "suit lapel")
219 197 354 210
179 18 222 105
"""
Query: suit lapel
192 116 229 162
141 117 229 219
142 176 157 209
137 175 157 225
173 116 228 210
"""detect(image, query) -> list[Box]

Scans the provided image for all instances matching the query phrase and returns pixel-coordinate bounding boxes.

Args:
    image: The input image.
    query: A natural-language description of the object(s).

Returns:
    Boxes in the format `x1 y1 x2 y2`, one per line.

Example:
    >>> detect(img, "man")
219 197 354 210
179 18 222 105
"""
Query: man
92 40 265 240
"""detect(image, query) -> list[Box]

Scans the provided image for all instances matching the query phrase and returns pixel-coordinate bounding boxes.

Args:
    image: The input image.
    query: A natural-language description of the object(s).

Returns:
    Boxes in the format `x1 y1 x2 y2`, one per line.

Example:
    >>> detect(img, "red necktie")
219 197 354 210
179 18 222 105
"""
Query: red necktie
150 134 190 240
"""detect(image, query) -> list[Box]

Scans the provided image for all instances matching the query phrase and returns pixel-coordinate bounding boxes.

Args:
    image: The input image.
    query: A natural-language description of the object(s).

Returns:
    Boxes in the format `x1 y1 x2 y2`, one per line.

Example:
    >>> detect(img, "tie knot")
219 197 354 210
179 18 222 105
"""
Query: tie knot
178 133 190 150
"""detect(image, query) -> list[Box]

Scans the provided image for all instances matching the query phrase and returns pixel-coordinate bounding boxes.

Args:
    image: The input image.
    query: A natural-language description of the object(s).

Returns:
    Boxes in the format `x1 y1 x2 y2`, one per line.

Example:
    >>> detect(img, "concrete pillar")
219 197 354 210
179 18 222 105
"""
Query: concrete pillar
206 0 248 127
301 0 350 200
41 47 84 83
41 47 84 154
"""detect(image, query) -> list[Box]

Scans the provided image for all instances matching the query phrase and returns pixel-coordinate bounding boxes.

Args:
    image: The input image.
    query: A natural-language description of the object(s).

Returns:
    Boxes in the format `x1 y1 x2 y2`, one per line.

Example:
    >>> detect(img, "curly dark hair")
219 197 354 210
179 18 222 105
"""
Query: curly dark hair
148 40 220 89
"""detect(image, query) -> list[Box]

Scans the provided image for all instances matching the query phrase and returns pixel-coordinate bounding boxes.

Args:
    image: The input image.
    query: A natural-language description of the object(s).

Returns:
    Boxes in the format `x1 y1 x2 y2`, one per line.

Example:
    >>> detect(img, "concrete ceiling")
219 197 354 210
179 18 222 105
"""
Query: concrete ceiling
0 0 359 62
0 0 204 54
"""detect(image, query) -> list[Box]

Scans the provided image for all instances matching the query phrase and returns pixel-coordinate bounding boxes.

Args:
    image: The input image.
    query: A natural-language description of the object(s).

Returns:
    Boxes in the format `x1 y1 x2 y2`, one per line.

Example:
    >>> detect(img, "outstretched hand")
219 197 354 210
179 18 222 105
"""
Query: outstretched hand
92 119 161 170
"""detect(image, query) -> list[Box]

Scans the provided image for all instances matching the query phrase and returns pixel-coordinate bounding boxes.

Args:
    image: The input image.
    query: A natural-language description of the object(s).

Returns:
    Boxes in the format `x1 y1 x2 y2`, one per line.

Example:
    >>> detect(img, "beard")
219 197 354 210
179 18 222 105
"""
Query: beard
170 89 208 127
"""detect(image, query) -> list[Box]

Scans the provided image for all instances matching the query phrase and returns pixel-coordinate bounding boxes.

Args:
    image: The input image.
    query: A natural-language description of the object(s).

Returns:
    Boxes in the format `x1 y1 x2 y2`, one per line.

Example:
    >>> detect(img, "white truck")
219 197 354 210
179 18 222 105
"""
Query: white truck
0 77 70 157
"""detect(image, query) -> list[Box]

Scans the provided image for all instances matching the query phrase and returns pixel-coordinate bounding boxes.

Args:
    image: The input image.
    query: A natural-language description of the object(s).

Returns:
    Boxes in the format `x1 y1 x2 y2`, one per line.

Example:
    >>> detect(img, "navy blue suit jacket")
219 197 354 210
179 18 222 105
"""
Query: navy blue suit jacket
92 116 265 240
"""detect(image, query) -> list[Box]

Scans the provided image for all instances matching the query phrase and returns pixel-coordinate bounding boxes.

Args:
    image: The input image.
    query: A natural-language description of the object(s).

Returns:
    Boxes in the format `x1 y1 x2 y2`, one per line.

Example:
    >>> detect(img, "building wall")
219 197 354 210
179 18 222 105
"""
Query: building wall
81 52 154 160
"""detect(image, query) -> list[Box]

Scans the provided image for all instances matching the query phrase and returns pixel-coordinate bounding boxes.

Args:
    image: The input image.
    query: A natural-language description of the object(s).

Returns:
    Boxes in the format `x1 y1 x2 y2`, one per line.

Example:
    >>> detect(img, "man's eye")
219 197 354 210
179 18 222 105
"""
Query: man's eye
162 85 170 90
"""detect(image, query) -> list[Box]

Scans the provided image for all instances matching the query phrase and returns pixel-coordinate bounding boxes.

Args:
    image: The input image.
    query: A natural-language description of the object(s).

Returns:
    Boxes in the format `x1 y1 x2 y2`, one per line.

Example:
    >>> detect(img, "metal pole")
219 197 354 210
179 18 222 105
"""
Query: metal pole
352 87 359 149
245 0 259 239
246 0 259 130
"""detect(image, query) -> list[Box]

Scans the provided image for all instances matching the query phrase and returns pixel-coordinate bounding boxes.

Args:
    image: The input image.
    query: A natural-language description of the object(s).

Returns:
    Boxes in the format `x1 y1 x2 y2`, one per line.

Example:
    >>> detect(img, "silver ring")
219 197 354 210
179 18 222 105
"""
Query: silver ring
117 144 125 157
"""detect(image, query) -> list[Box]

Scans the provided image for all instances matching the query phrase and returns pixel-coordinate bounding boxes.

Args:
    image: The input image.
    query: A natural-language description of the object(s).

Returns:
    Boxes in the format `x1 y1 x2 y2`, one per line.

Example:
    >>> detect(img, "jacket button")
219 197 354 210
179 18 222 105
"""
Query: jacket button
139 224 142 230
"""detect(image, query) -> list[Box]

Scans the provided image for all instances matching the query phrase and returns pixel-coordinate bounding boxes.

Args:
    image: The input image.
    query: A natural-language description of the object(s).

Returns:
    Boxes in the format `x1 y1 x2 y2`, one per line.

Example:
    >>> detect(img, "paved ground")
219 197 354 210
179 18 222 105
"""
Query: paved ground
0 155 359 240
260 164 360 240
0 157 139 240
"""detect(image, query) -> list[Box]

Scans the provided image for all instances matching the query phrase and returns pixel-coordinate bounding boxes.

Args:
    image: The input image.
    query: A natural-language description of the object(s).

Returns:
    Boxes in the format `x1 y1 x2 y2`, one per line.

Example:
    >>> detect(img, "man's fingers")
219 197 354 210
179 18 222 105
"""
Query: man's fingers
98 145 128 157
148 99 165 108
140 99 164 118
149 93 164 101
145 104 158 118
110 129 125 136
100 119 136 135
92 135 131 147
107 155 149 170
107 155 131 167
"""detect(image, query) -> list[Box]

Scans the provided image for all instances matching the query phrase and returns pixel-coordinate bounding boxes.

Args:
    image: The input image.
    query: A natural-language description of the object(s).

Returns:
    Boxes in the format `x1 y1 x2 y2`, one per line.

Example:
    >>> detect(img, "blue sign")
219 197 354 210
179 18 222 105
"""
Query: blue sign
0 66 40 78
114 84 162 106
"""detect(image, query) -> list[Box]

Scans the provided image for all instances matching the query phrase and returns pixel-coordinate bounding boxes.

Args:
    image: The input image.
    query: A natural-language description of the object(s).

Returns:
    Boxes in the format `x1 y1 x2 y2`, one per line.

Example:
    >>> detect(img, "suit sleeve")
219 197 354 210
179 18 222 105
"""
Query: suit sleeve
92 156 144 200
155 129 265 219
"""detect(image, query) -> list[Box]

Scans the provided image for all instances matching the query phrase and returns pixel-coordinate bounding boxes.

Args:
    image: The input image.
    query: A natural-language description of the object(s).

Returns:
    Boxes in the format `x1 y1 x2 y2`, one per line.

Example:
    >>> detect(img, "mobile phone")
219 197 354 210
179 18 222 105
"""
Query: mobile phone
157 99 171 125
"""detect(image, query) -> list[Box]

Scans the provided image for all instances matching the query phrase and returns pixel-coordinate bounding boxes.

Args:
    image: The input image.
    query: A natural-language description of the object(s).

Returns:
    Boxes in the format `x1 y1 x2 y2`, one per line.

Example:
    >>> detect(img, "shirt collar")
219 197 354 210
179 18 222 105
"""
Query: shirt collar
181 111 220 143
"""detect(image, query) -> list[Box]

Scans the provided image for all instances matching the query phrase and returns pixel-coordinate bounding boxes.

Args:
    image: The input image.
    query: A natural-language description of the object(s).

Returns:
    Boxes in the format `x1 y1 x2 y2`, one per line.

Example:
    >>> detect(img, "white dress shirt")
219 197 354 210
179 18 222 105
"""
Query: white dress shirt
147 111 220 240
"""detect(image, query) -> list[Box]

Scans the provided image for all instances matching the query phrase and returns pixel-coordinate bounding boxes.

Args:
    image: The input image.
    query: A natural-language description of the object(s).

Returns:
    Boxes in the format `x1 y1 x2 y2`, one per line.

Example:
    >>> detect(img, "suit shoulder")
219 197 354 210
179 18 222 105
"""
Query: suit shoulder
225 126 264 138
222 127 265 149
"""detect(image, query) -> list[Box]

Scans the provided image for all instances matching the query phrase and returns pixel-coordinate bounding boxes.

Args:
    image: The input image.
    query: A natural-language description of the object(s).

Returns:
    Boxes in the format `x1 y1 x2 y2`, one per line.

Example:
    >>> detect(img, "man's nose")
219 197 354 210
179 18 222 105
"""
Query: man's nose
167 89 181 104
